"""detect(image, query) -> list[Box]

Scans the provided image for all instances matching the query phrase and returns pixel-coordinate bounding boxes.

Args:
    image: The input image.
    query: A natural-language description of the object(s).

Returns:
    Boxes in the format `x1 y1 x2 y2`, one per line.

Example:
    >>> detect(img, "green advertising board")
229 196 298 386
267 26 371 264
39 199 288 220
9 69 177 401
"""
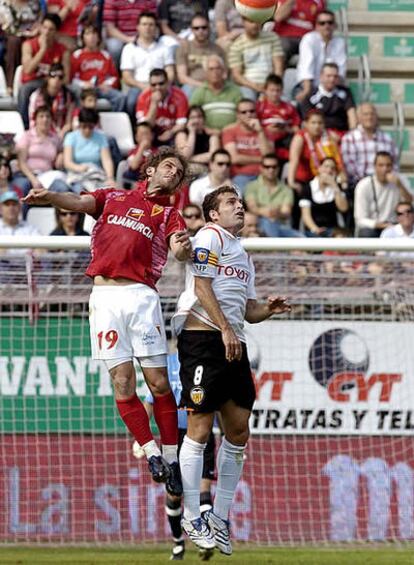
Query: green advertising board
348 36 369 58
327 0 348 10
368 0 414 11
384 37 414 58
0 317 149 433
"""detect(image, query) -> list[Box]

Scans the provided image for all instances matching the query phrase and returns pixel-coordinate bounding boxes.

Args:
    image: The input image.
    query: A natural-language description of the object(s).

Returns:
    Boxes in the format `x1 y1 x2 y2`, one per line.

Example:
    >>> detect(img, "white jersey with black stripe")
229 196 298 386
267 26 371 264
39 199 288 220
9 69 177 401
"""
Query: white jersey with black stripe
172 223 256 342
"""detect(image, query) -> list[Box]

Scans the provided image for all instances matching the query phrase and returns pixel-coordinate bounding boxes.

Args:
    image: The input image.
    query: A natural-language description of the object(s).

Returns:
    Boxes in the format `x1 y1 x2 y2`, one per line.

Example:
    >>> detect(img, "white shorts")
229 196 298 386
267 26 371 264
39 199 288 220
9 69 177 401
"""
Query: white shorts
89 284 168 361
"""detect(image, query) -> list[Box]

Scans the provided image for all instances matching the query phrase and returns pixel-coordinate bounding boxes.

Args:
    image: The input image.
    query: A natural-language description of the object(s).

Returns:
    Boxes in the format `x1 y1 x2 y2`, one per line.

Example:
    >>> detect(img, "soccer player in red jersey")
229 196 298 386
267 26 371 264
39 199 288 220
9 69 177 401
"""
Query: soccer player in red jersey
23 148 192 495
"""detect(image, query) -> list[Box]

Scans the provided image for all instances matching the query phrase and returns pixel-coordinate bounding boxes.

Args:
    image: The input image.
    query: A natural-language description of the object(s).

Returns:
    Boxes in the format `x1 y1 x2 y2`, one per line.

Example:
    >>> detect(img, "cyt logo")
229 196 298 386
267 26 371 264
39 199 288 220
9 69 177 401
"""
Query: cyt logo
308 329 401 402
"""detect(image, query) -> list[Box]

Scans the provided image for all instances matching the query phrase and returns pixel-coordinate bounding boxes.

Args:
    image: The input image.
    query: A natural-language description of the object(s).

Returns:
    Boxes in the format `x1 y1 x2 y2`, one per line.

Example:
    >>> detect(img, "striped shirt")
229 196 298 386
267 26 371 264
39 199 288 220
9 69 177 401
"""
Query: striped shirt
190 81 242 130
228 31 283 85
341 125 398 185
103 0 157 36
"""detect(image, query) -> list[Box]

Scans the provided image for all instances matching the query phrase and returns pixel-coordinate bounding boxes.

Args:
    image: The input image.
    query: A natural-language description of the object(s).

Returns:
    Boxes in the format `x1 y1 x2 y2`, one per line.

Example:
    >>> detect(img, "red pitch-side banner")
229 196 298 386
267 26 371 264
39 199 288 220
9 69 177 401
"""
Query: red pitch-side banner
1 435 413 543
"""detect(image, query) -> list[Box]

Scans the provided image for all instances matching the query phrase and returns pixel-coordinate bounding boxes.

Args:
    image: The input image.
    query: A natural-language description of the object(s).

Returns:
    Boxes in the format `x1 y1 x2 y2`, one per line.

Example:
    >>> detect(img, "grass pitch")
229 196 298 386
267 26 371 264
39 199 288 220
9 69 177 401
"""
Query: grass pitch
1 547 414 565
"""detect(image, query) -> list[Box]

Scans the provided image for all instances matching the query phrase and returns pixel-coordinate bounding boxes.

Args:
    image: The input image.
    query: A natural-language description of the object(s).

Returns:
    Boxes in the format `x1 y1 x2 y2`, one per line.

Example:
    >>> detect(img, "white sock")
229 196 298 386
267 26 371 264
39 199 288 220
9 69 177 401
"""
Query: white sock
142 439 161 460
214 437 246 521
179 435 206 521
162 444 178 464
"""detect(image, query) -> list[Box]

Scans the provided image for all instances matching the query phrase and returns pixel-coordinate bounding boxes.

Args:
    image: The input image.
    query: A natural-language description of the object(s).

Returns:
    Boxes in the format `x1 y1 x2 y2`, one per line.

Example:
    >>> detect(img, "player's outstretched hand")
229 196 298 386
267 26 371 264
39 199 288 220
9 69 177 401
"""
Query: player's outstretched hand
222 325 242 363
22 187 51 206
267 296 292 315
171 230 192 260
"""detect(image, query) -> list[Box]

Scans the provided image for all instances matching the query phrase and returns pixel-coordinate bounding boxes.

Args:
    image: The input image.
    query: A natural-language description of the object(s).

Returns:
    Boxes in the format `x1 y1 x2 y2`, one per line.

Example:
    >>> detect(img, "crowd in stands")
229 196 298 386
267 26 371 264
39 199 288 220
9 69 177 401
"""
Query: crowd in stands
0 0 412 243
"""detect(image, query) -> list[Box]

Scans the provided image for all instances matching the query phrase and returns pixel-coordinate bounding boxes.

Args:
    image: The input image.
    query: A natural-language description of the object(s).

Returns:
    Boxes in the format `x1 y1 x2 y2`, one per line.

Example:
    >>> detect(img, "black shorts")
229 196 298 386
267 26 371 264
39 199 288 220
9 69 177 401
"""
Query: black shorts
177 330 256 414
178 428 216 481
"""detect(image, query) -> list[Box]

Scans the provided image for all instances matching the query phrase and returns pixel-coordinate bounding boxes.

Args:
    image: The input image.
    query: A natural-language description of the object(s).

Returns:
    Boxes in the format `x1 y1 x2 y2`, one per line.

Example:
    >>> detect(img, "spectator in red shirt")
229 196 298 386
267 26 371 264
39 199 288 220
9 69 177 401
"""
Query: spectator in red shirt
18 13 70 129
136 68 189 146
256 73 301 163
273 0 326 63
122 121 156 189
47 0 90 51
103 0 157 67
222 98 273 195
71 24 126 112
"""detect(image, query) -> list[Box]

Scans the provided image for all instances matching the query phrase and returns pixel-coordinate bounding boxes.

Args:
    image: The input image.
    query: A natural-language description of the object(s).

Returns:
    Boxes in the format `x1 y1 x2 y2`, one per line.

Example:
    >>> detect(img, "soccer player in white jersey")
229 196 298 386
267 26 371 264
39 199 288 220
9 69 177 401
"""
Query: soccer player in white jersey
172 185 291 554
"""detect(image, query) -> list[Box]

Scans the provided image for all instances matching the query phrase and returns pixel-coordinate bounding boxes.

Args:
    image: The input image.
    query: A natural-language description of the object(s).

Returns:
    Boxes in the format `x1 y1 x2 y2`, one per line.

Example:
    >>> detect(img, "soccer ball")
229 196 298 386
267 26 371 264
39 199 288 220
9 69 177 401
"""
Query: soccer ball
234 0 277 24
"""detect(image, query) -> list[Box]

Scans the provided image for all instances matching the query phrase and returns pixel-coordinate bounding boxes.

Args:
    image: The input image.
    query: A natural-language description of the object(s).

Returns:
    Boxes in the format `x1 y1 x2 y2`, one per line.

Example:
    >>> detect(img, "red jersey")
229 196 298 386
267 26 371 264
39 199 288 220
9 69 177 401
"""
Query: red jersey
136 86 188 134
86 185 186 289
103 0 157 36
222 123 261 177
256 98 301 142
22 38 67 83
47 0 88 37
71 48 119 88
274 0 326 38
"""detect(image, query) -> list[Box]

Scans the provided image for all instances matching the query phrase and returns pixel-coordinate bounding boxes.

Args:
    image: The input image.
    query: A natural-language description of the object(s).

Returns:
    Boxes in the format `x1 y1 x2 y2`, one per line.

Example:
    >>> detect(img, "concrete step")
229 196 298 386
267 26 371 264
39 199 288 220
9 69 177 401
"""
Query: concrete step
347 57 414 78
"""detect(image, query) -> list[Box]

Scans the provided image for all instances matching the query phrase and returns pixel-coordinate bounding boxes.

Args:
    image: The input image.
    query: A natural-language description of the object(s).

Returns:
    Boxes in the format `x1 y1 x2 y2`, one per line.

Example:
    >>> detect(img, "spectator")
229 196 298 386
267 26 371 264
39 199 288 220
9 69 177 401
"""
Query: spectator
50 208 89 235
354 151 412 237
28 62 74 138
256 73 301 162
176 15 225 99
0 158 23 199
71 86 97 128
121 12 175 122
47 0 90 51
182 203 204 235
63 108 114 192
70 24 126 112
190 54 242 131
240 210 261 237
299 156 348 236
341 102 399 189
189 149 232 206
0 191 40 244
158 0 209 47
103 0 157 68
222 98 275 194
228 18 284 101
245 154 301 237
15 106 68 199
273 0 326 64
288 109 345 228
19 13 70 129
295 10 346 103
0 0 42 95
136 68 188 146
381 201 414 242
175 105 220 171
122 121 156 189
298 62 357 138
214 0 243 51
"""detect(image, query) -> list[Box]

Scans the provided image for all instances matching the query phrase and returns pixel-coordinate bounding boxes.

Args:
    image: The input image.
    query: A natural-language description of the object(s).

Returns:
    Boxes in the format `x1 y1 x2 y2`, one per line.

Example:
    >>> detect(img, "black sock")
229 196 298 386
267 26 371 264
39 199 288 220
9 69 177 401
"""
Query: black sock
166 496 183 541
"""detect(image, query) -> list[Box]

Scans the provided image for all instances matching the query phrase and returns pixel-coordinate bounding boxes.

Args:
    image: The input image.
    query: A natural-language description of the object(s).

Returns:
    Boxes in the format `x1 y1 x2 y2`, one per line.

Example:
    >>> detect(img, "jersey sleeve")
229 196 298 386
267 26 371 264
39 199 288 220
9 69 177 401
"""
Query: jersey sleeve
86 188 113 219
190 227 222 279
165 207 186 239
247 256 257 300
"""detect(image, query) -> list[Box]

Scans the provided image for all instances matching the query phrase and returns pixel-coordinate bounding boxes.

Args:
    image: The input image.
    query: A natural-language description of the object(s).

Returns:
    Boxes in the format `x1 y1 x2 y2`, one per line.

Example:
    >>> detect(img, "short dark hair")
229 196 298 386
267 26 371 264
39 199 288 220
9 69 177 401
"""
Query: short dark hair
374 151 393 164
264 73 283 88
191 13 209 26
316 10 335 22
79 108 99 125
396 201 413 213
138 11 157 23
140 146 189 186
321 62 339 73
262 153 279 164
43 12 62 30
48 62 64 76
80 88 98 101
187 105 206 120
237 98 255 111
81 24 101 42
304 108 325 121
210 148 230 163
202 185 239 223
33 105 52 120
149 68 168 82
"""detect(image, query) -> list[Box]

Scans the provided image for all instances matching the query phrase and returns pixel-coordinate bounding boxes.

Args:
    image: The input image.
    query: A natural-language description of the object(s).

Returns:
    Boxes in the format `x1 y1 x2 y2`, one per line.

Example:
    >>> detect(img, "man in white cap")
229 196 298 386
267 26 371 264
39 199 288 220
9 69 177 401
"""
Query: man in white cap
0 191 40 254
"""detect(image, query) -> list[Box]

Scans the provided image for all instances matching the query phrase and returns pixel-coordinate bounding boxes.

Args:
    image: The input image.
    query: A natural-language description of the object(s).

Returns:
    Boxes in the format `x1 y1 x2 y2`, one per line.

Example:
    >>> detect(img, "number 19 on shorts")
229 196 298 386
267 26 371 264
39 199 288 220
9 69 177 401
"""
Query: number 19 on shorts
97 330 119 350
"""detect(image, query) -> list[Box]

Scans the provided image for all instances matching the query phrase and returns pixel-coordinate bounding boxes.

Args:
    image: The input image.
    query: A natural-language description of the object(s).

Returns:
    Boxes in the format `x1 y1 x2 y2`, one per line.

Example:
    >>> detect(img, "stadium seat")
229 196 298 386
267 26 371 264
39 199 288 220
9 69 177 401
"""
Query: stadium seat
26 207 56 235
0 111 24 136
116 159 129 187
98 112 135 156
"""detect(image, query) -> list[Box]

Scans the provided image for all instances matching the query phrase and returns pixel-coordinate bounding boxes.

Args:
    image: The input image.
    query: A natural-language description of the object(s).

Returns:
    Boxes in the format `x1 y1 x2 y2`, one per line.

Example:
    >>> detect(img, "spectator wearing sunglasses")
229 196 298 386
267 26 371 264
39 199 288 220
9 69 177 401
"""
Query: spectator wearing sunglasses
182 203 204 236
189 149 232 207
295 10 346 103
176 15 225 99
50 208 89 236
28 63 75 138
381 202 414 241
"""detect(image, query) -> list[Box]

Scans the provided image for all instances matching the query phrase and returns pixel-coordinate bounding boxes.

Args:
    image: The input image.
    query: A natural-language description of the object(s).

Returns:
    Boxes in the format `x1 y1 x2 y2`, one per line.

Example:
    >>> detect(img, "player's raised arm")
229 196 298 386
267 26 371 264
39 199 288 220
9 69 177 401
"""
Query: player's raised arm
169 229 192 261
245 295 291 323
22 187 97 216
